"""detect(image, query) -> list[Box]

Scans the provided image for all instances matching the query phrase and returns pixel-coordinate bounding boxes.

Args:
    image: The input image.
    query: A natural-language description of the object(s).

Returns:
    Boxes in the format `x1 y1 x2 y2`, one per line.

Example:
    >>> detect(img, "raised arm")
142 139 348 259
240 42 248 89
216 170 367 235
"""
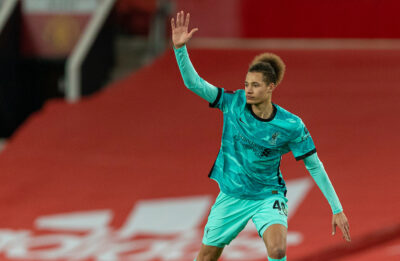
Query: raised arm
303 153 351 242
171 11 219 103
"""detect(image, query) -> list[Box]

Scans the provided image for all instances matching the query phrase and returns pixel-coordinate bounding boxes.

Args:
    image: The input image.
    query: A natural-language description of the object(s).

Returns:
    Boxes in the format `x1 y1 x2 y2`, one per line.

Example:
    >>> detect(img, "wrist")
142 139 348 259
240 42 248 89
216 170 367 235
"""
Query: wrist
174 43 185 49
333 210 343 215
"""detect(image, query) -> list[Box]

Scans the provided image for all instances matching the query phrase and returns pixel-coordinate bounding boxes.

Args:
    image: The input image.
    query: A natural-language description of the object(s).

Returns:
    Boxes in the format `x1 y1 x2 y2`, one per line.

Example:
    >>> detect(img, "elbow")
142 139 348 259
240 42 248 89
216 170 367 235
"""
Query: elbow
183 77 200 90
305 161 323 171
305 161 325 178
183 79 195 89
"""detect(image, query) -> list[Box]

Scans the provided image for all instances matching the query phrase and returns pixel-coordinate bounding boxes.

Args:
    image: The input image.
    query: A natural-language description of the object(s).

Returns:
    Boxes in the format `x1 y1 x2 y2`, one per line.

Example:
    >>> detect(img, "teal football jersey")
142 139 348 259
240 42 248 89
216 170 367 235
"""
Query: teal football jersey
209 88 316 199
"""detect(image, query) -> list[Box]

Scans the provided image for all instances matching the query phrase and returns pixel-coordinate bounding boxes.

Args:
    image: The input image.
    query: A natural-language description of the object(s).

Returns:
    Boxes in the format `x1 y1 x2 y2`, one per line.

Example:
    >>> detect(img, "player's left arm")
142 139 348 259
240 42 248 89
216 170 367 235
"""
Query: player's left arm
303 153 351 242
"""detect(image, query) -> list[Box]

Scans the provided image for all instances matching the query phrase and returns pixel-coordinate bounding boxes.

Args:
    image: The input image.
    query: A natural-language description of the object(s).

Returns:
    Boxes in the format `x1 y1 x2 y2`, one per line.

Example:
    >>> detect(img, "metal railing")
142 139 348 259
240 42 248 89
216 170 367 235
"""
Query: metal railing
65 0 115 103
0 0 19 33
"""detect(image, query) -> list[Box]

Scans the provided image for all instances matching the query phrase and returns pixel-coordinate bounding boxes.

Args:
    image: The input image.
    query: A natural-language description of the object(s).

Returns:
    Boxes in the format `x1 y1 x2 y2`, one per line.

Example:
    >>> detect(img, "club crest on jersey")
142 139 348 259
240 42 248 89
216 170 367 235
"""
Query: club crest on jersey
268 132 280 145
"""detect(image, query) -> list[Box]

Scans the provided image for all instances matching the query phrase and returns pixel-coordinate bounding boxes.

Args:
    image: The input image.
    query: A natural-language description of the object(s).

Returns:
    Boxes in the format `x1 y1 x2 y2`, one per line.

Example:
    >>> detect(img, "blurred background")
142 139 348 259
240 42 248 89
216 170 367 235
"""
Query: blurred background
0 0 399 260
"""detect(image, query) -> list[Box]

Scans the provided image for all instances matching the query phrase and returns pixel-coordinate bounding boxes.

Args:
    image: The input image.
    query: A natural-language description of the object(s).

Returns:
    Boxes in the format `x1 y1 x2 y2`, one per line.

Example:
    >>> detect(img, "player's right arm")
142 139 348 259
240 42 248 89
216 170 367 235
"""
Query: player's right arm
171 11 219 103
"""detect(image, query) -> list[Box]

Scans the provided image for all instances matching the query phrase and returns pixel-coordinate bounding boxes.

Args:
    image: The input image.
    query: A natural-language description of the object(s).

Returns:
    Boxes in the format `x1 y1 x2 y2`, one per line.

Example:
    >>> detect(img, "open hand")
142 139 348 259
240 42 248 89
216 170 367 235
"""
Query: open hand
171 11 198 49
332 211 351 242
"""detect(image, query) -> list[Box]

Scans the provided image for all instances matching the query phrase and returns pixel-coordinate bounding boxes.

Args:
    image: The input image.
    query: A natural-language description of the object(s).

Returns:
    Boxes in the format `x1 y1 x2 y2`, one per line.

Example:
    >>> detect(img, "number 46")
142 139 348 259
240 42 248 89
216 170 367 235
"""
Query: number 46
273 200 288 216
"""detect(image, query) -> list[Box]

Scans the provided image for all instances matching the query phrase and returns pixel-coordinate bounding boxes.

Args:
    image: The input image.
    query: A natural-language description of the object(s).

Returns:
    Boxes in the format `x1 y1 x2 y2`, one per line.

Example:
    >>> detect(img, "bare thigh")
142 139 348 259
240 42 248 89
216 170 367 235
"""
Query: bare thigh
262 224 287 259
196 244 224 261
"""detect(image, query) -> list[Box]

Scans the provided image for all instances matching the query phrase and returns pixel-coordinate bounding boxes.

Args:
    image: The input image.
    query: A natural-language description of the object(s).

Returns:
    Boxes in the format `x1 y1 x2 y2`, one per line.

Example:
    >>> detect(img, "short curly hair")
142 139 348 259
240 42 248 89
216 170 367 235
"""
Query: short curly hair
249 53 286 85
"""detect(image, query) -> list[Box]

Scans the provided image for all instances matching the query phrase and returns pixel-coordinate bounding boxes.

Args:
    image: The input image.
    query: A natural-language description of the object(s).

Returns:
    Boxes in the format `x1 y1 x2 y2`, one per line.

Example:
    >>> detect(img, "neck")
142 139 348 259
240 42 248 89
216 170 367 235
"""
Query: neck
251 99 273 119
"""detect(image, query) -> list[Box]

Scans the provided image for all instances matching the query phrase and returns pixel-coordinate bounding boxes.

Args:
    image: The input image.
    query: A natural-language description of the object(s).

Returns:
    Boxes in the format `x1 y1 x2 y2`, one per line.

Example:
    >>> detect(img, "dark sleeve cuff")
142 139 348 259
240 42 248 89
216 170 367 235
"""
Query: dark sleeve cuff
295 148 317 161
209 88 223 108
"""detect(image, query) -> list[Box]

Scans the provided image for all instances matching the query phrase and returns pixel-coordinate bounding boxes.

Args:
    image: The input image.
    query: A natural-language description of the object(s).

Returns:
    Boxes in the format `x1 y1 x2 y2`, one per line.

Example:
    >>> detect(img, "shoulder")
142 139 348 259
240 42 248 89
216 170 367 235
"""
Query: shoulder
224 89 244 97
224 89 246 104
274 104 305 134
275 104 303 124
211 88 245 112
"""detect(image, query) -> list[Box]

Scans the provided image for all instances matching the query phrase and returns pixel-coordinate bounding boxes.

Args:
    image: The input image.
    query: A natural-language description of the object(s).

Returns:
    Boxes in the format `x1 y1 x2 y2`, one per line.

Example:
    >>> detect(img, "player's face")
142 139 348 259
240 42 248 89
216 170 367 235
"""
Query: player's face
244 72 274 105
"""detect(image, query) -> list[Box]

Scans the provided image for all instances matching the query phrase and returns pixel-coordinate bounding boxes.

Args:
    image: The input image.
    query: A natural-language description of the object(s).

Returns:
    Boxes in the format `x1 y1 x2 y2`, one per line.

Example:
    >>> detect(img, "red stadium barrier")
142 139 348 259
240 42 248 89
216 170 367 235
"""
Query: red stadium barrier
175 0 400 38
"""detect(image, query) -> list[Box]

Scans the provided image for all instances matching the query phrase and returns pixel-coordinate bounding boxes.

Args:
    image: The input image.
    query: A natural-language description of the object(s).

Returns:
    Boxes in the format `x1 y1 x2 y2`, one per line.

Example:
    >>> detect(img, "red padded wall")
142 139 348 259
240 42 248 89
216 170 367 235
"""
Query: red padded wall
174 0 400 38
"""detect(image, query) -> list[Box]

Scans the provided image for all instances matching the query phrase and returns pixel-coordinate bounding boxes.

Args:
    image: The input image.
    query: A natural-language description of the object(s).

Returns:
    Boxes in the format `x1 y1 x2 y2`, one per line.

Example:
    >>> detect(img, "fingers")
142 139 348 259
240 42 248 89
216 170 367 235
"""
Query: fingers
188 28 199 38
333 218 351 242
339 224 351 241
178 10 184 27
171 18 175 30
176 11 180 27
175 11 191 28
332 222 336 235
185 13 190 28
332 213 351 242
341 222 351 242
176 11 181 27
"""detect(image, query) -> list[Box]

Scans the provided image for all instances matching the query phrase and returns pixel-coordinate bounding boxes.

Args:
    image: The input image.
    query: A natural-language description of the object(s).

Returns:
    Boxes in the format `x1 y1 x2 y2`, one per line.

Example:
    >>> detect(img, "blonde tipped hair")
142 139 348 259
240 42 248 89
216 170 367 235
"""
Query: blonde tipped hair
249 53 286 85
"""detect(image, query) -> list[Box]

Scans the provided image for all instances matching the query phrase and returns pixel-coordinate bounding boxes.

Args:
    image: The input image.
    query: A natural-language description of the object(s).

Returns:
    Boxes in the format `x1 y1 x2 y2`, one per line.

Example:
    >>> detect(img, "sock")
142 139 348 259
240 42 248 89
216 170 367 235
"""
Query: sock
268 257 287 261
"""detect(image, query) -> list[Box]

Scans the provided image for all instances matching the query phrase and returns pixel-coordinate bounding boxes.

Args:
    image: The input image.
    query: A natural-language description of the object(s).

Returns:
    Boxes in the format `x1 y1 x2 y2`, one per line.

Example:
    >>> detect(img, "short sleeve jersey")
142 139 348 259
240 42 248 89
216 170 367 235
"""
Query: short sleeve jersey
209 88 316 199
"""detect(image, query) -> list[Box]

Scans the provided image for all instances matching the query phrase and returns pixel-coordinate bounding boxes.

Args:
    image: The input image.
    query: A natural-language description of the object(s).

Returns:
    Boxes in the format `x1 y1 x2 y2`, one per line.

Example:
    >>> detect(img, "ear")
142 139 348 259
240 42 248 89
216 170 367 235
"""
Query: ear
267 83 277 93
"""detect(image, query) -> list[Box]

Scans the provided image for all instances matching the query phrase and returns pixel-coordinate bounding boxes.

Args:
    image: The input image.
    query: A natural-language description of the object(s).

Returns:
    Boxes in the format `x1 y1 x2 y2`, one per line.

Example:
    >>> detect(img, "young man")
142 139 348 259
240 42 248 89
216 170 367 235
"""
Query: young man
171 11 351 261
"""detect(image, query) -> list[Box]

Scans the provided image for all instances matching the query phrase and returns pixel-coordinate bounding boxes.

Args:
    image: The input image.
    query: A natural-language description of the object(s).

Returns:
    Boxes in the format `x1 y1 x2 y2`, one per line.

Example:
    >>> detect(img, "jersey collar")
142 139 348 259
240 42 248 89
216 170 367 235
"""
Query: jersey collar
246 103 277 122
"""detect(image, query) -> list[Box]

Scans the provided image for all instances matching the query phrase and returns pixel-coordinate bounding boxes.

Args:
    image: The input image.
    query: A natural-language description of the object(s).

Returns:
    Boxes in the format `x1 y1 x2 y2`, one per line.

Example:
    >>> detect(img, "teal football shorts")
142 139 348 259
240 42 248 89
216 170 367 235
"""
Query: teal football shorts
202 191 288 248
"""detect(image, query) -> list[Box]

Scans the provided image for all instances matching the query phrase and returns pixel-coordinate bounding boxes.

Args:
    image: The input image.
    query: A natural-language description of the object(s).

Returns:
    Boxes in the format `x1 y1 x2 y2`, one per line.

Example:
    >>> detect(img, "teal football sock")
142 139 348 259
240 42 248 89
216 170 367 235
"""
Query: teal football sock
268 256 287 261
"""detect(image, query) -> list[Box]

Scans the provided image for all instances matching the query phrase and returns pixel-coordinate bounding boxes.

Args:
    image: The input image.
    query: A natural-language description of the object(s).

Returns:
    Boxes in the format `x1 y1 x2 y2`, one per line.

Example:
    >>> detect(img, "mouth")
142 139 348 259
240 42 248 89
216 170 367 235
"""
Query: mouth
246 96 255 100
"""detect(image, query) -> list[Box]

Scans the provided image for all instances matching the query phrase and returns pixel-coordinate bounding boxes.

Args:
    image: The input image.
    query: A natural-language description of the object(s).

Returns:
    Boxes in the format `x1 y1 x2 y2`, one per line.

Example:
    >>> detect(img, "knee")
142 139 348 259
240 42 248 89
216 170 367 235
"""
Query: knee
197 243 223 261
268 245 286 259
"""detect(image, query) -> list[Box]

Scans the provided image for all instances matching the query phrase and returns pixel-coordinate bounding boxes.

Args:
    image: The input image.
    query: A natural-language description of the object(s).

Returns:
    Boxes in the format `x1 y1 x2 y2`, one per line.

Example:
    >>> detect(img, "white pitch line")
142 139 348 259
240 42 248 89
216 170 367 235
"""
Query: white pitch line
387 244 400 255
